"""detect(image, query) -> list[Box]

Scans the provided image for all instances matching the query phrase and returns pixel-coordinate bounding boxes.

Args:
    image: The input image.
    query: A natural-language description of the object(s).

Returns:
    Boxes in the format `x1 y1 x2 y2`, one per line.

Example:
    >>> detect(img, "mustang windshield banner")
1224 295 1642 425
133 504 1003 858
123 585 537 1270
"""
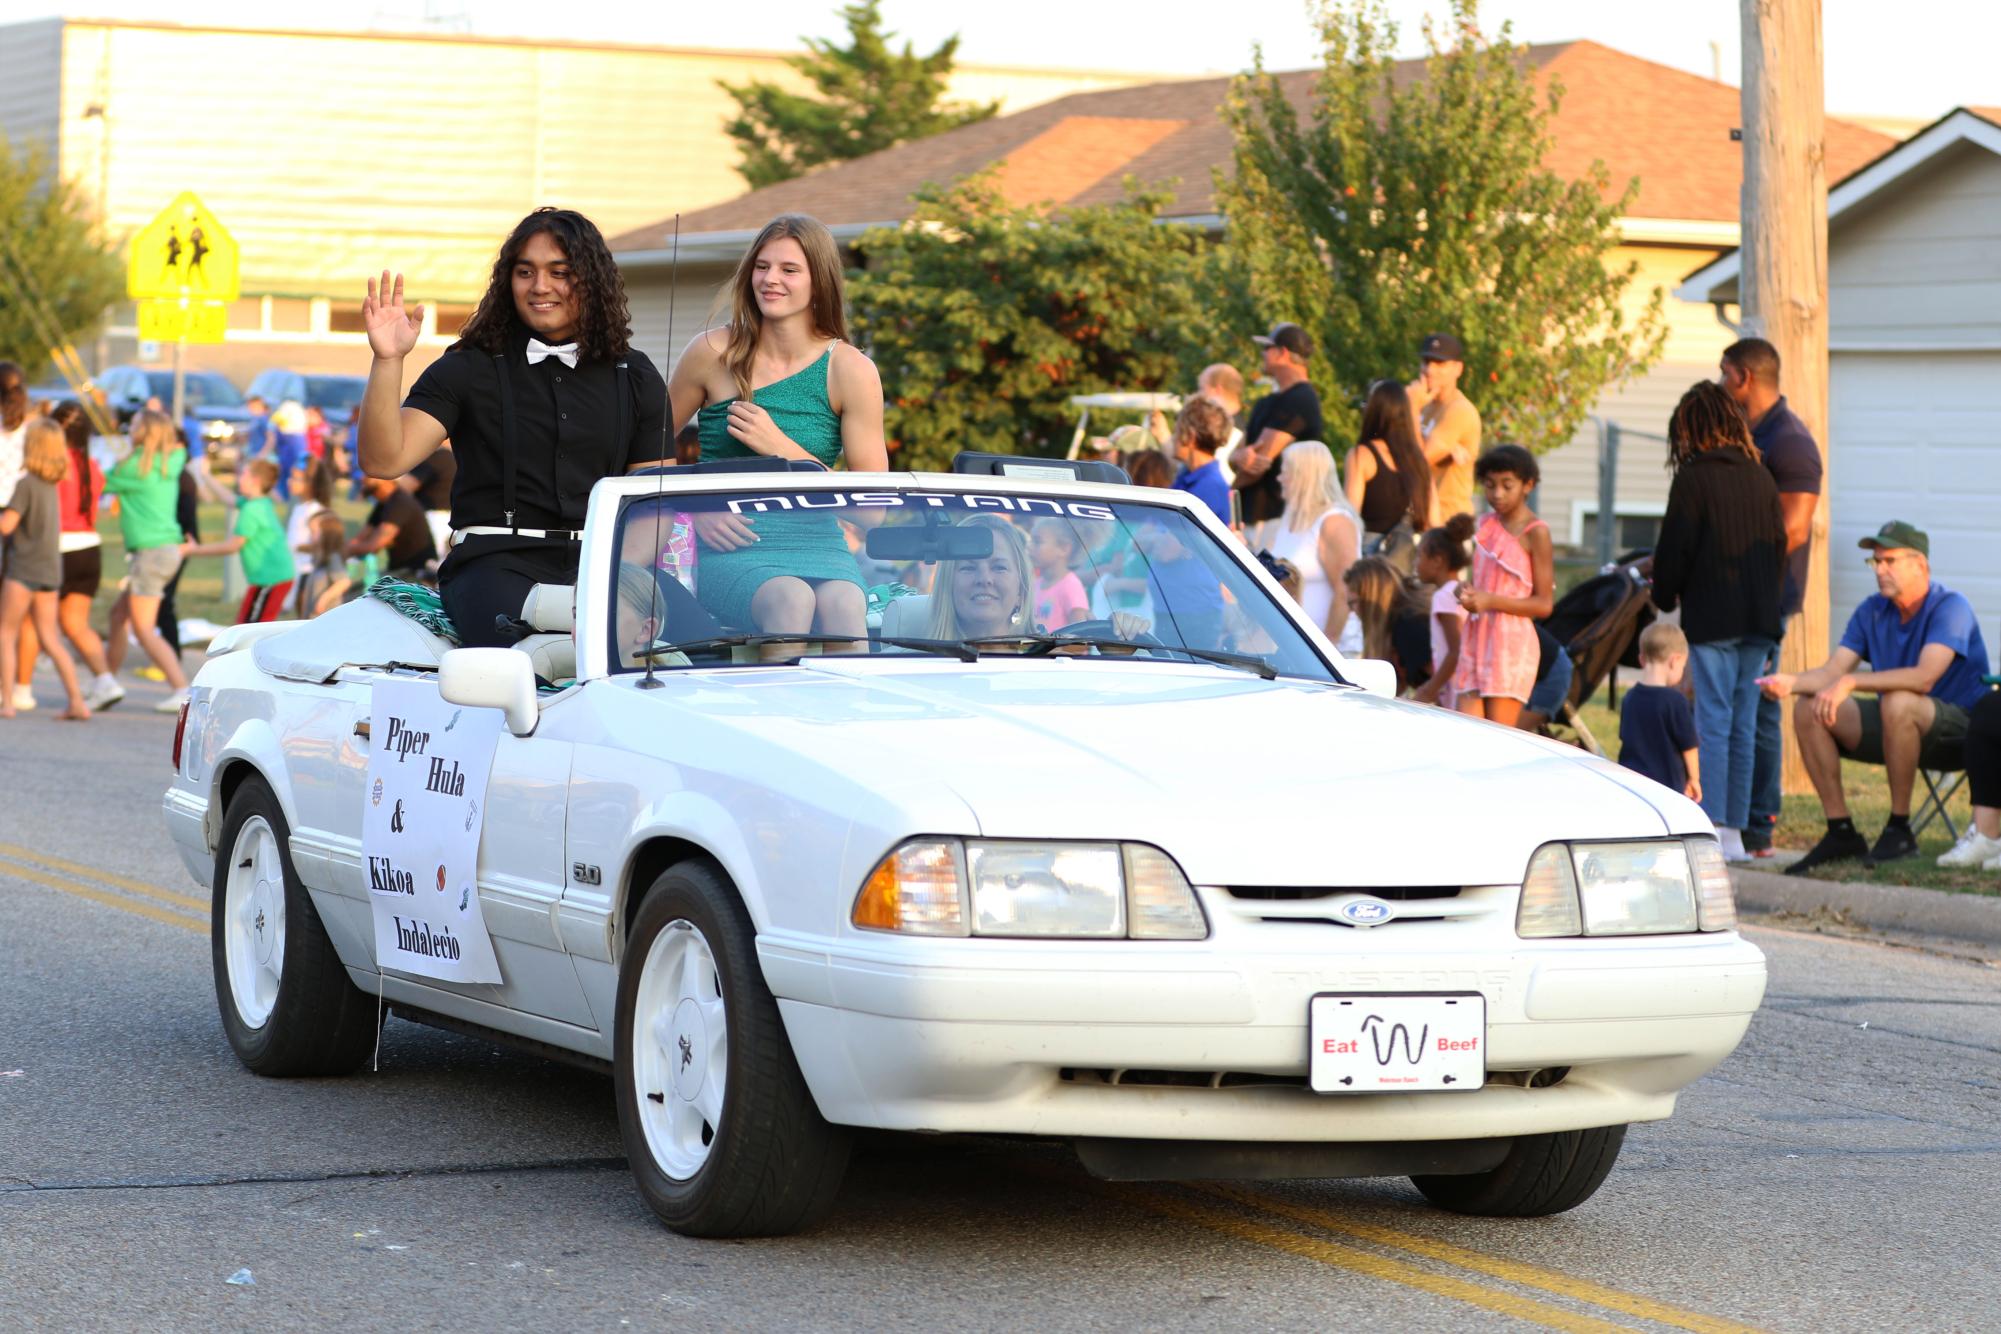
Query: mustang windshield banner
362 679 503 985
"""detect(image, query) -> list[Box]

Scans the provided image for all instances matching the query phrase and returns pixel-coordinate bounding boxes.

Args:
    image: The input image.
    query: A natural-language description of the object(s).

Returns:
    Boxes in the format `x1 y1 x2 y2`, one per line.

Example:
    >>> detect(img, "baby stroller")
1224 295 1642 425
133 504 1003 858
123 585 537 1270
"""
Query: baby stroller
1538 551 1656 755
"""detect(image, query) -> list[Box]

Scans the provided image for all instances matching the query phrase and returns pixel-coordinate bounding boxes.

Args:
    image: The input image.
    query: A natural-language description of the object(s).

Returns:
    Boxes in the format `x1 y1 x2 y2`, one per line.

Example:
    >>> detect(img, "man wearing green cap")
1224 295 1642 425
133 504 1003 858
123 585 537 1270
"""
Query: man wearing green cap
1758 521 1991 872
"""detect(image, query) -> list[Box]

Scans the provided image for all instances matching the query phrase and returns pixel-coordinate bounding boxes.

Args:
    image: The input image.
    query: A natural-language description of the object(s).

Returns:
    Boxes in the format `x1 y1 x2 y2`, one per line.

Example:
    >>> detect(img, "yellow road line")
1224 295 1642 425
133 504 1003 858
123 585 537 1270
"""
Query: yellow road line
1201 1182 1761 1334
1107 1182 1632 1332
0 840 209 913
0 856 206 934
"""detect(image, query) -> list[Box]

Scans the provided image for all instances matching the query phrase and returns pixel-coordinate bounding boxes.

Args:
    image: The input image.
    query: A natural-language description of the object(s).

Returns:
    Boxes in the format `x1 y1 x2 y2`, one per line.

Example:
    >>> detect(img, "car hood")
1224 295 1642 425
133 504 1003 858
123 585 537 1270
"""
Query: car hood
655 659 1694 887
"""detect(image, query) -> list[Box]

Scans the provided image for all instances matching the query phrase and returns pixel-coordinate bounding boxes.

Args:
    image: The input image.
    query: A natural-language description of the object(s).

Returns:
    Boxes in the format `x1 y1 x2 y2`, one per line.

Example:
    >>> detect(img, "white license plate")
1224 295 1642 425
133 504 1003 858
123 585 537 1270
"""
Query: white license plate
1309 993 1486 1094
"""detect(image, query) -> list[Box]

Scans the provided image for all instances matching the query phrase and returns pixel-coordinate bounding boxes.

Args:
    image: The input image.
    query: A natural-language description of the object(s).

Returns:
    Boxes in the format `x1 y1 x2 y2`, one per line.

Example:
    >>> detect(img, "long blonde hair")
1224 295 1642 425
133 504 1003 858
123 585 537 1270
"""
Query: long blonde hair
127 408 178 478
926 518 1034 640
1280 440 1347 532
720 214 848 401
1342 556 1406 661
21 417 69 483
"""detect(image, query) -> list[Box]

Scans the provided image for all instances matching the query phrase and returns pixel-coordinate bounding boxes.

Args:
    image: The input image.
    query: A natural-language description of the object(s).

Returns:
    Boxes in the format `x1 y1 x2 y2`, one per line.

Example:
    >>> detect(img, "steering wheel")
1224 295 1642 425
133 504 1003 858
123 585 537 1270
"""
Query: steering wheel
1050 619 1164 650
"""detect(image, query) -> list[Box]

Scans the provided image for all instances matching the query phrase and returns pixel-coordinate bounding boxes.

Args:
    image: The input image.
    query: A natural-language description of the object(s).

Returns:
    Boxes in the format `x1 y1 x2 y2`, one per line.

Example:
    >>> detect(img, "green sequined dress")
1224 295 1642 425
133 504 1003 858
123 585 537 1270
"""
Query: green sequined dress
694 347 864 628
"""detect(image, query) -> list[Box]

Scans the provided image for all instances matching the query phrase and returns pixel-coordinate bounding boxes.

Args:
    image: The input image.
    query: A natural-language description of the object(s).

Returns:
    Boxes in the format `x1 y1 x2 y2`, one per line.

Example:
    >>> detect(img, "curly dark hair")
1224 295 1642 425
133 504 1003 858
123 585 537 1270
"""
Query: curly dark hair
1667 380 1756 471
455 208 632 361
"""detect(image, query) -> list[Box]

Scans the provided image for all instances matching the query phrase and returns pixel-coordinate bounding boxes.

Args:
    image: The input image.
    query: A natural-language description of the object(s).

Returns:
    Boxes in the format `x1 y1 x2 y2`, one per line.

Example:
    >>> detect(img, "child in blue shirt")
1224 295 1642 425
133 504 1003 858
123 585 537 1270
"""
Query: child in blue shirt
1620 622 1702 807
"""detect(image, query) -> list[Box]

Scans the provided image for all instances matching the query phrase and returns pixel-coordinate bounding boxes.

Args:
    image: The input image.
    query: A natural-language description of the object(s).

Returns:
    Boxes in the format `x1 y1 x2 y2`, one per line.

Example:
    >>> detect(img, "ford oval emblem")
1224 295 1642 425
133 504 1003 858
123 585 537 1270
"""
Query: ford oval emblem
1338 897 1396 927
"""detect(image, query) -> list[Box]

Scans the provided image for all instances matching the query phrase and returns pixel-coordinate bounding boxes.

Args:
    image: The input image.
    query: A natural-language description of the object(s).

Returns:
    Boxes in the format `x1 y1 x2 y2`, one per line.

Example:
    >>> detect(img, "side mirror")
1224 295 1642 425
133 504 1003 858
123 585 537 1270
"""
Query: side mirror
1345 658 1398 699
439 647 538 737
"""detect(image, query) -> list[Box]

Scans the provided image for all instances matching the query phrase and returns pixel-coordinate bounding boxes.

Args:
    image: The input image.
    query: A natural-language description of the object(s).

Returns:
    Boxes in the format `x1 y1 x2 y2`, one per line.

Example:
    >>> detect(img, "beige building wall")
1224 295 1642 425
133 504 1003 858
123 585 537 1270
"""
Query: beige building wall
0 17 1157 377
1532 241 1735 548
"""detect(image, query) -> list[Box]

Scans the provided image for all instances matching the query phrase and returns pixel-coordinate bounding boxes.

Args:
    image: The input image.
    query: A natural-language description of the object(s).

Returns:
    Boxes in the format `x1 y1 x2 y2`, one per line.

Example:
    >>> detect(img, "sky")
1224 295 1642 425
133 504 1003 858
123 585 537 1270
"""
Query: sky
9 0 1993 124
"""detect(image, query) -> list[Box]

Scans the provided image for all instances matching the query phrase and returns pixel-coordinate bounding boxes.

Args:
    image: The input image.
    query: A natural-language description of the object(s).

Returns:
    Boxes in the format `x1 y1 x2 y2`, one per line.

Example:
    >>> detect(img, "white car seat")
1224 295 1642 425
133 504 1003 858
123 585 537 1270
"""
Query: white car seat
513 583 577 683
878 593 933 639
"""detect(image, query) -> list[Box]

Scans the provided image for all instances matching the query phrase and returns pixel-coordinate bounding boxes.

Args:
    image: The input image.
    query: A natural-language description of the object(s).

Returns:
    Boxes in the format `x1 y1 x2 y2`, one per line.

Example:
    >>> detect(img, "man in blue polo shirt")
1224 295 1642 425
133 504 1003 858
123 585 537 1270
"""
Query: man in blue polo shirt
1168 394 1233 527
1759 521 1990 872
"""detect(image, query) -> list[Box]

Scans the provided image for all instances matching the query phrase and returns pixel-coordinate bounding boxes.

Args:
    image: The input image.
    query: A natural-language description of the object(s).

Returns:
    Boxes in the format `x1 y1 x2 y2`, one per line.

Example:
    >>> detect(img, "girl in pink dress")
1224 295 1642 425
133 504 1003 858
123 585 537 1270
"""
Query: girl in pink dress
1454 446 1554 726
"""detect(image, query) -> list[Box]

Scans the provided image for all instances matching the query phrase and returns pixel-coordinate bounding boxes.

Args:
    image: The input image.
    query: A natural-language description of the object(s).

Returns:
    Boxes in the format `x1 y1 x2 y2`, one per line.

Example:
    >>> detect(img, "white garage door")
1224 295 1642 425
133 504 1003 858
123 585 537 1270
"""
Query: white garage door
1830 351 2001 661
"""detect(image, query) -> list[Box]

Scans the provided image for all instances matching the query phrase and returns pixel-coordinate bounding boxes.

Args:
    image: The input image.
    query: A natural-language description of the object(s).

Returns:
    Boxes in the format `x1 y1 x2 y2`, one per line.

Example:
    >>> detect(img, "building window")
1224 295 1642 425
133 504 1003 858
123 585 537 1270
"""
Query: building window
327 303 368 334
433 304 473 336
268 298 313 332
1573 506 1664 555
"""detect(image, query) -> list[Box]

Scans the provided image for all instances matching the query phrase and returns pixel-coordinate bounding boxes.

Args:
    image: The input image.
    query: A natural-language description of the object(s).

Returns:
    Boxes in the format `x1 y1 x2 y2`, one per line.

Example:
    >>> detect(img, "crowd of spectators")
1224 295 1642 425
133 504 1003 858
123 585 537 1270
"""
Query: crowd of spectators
0 359 453 719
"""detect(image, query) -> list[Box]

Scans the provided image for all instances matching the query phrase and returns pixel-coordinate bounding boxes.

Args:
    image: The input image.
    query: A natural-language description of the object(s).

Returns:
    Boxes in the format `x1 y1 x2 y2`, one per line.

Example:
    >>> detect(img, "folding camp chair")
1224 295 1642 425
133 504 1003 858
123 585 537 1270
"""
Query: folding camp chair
1912 674 2001 841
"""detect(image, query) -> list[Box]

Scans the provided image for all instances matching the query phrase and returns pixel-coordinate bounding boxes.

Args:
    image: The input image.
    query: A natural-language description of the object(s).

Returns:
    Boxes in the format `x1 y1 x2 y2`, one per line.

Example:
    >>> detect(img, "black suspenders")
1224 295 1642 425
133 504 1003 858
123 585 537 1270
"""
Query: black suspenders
488 351 631 534
491 352 520 530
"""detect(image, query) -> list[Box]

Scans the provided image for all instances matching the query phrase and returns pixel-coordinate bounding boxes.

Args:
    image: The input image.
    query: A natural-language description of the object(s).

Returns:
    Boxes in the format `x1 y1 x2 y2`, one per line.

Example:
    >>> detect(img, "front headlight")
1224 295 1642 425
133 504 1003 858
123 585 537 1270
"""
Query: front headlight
854 838 1207 939
1516 839 1725 938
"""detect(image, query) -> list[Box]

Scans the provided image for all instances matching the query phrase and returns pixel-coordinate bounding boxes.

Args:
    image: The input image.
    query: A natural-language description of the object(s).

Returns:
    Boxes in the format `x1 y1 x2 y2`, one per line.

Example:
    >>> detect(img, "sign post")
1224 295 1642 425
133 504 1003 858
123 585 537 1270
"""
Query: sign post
127 192 239 421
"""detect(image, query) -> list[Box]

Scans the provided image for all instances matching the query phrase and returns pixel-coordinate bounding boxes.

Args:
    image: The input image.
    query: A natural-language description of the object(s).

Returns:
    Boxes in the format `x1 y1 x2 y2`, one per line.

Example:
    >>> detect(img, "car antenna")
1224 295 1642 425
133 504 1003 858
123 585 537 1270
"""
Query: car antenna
637 213 680 691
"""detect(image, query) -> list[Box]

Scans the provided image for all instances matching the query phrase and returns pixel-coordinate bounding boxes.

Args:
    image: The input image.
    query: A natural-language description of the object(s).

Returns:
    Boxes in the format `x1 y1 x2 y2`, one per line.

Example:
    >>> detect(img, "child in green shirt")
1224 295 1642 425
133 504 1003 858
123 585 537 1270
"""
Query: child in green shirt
185 458 298 623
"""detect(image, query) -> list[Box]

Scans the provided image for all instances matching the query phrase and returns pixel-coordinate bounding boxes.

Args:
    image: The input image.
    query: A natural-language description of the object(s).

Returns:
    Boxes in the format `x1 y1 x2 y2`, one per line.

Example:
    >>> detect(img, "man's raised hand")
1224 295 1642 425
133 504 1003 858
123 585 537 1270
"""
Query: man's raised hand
363 270 424 360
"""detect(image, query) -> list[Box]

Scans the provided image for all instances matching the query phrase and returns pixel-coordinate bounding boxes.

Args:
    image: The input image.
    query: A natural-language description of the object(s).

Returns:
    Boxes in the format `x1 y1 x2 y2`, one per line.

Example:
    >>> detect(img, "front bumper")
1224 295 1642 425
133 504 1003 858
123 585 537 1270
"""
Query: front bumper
761 930 1766 1141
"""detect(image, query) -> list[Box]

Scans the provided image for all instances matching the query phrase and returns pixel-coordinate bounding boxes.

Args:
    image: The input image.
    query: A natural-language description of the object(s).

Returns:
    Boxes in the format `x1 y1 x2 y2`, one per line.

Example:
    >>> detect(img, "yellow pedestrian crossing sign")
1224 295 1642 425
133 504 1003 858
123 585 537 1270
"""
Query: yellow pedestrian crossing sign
137 298 228 344
128 192 239 302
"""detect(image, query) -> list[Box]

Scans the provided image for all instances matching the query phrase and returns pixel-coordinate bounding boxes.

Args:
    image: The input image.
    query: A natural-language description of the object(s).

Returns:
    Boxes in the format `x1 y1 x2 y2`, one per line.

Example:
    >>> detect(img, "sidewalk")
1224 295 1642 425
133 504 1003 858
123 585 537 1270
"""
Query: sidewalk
1732 859 2001 954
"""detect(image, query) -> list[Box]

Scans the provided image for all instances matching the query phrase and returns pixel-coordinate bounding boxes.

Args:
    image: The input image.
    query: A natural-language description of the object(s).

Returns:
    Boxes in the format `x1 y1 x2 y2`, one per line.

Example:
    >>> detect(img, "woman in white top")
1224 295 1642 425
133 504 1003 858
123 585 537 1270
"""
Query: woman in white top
1265 441 1363 654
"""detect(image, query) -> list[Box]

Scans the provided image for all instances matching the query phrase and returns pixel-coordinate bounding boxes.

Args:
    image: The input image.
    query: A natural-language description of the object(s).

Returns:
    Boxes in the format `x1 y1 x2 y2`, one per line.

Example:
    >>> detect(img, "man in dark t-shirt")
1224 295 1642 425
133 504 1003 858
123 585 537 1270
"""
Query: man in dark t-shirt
1721 337 1823 855
1229 322 1324 544
350 476 437 576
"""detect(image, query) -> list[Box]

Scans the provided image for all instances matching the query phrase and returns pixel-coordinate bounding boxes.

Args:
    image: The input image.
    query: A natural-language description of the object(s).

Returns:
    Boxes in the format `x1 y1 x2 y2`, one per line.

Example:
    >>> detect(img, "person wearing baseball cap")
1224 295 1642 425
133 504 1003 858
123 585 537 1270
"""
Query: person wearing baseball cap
1229 322 1325 546
1406 332 1482 521
1759 520 1992 872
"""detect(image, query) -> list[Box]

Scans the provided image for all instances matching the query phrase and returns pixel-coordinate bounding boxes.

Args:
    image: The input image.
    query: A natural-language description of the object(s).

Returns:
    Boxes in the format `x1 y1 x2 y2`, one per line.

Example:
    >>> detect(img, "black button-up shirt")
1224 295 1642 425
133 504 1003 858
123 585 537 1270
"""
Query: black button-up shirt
404 328 669 532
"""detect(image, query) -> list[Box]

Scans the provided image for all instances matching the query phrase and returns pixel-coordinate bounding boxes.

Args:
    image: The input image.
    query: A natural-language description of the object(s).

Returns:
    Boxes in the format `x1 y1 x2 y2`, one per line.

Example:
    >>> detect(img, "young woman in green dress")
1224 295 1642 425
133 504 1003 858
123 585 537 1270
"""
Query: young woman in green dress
667 214 887 638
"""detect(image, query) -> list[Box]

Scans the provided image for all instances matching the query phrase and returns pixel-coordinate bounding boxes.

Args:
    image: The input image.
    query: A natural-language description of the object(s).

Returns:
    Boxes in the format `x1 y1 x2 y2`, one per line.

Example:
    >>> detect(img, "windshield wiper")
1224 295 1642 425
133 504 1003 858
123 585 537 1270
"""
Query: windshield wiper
1002 634 1280 680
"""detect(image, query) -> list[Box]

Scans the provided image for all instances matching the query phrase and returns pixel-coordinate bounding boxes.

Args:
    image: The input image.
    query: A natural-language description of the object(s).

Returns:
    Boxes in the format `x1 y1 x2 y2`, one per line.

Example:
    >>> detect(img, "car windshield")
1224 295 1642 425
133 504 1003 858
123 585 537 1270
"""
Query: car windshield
608 483 1340 682
147 370 243 409
303 376 366 411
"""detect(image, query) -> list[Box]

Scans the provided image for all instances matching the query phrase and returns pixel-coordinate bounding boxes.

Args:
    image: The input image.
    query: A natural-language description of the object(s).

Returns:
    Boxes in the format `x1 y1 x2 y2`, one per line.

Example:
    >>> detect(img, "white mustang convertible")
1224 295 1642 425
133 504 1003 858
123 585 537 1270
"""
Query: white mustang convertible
165 457 1765 1238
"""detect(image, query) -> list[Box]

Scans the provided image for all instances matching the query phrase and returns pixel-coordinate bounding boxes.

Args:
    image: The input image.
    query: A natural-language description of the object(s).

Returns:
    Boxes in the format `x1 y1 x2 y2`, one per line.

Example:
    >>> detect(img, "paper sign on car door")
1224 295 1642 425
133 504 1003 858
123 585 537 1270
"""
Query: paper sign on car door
362 679 502 985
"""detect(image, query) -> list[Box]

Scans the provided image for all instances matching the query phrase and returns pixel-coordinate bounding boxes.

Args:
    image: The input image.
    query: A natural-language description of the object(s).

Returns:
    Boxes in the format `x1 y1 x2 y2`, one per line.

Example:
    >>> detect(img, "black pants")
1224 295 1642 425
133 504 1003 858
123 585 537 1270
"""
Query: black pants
439 542 581 648
1967 690 2001 810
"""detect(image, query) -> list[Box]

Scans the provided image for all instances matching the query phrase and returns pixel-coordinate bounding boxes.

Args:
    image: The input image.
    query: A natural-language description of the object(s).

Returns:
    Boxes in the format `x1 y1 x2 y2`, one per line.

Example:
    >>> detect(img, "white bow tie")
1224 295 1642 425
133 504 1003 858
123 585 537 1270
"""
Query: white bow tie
525 339 578 369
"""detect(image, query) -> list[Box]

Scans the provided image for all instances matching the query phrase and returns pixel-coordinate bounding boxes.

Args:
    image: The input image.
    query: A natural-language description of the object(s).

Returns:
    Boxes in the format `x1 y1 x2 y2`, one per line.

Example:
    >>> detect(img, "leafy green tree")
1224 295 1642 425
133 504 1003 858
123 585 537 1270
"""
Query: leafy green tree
722 1 999 190
848 174 1213 469
1215 0 1665 451
0 133 123 382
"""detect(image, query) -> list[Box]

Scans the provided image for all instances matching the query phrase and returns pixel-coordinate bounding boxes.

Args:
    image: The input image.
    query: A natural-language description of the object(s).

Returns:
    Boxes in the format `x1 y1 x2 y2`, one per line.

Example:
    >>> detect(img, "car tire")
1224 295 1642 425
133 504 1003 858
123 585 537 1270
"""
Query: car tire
1409 1124 1627 1217
615 858 850 1238
211 773 378 1076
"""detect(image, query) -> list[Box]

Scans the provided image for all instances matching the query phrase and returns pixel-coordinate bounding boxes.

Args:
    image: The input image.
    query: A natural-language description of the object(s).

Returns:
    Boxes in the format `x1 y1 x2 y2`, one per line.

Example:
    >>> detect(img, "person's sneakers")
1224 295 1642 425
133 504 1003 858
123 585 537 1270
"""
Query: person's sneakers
1715 826 1750 863
1937 827 2001 868
1867 821 1920 865
1787 824 1871 876
10 684 36 711
153 687 190 715
84 675 126 712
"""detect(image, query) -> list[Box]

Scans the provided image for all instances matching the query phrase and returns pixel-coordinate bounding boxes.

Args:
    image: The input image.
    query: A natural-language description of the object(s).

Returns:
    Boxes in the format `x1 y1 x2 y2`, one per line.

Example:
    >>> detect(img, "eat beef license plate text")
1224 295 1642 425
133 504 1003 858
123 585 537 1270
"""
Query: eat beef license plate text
1309 993 1486 1093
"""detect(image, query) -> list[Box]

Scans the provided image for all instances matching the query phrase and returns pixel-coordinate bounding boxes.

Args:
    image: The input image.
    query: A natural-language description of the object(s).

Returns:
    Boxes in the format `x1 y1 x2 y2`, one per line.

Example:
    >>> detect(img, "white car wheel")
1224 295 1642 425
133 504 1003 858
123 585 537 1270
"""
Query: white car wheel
614 858 850 1237
210 774 378 1076
222 814 286 1029
631 919 730 1180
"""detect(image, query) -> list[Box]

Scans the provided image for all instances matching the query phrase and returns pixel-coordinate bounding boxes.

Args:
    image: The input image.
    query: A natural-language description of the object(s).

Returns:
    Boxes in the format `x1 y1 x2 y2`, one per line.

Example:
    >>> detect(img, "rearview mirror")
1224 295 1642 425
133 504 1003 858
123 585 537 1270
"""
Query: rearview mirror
865 523 995 563
439 648 538 737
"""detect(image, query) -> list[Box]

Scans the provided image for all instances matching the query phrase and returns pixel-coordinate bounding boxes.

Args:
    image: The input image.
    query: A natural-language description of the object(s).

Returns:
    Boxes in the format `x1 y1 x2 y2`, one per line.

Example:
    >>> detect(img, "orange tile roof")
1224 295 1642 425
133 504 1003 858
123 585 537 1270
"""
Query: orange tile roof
613 40 1894 249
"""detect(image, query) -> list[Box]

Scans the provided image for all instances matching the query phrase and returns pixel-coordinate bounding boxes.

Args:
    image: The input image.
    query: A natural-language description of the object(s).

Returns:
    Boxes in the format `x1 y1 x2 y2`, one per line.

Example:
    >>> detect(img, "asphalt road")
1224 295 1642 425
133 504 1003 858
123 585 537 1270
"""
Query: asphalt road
4 675 1999 1331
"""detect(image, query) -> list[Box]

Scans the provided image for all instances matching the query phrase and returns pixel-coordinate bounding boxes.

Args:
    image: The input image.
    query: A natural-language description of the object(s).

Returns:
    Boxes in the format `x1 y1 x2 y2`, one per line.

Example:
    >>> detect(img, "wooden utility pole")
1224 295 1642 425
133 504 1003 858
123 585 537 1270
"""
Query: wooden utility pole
1739 0 1829 793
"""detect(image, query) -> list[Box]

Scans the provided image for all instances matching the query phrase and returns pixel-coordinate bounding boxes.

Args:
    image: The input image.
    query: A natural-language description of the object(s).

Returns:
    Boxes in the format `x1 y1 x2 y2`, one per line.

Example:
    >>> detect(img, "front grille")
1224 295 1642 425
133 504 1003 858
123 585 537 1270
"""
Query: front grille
1226 885 1463 902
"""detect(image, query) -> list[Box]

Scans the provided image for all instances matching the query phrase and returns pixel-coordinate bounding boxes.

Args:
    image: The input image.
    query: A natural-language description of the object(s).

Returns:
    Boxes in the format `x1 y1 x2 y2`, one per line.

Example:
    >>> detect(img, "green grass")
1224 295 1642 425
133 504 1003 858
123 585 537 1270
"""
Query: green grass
1567 694 1993 896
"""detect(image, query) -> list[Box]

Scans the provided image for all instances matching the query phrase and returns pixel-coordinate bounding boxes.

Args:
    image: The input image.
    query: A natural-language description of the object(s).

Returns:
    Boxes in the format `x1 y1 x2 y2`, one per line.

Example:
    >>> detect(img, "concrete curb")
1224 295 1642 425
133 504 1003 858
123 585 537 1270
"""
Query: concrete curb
1733 866 2001 947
